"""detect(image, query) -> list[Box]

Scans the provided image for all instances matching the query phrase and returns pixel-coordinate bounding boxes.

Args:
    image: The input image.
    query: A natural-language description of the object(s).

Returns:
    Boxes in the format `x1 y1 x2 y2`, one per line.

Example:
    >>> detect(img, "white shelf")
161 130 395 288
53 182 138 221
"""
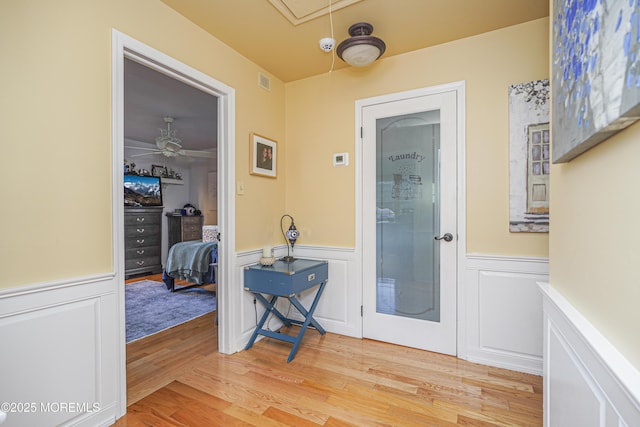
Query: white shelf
161 178 184 185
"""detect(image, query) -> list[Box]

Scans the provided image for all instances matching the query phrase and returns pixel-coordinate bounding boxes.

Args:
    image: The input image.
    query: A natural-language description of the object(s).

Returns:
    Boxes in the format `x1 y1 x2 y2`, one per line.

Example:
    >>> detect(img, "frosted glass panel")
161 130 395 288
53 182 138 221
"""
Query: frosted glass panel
376 112 441 322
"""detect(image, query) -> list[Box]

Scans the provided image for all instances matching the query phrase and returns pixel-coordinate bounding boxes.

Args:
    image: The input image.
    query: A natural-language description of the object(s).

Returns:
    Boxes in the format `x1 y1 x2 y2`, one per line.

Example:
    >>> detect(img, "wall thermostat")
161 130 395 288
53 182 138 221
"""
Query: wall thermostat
333 152 349 167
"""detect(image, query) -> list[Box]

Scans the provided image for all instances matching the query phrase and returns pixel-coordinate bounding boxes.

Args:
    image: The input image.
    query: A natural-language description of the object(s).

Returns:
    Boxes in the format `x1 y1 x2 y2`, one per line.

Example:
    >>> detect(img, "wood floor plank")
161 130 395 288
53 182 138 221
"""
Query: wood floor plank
323 416 361 427
114 274 543 426
164 381 232 412
262 406 323 427
221 404 292 427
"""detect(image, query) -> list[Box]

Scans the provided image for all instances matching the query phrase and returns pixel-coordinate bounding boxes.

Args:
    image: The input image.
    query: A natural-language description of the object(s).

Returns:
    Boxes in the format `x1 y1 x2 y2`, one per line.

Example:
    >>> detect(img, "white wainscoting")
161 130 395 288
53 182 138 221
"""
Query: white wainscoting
540 283 640 427
0 275 120 427
464 254 549 375
233 245 360 353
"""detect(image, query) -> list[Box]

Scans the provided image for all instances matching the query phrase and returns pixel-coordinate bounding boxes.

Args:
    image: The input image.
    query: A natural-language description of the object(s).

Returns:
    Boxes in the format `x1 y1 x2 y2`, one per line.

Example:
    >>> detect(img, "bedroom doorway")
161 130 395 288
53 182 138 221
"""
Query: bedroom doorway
112 30 236 415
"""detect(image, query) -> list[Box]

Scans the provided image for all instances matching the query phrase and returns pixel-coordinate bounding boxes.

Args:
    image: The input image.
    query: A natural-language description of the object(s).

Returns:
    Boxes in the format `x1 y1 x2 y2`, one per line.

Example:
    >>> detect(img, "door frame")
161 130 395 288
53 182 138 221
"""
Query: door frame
111 30 236 415
355 81 467 356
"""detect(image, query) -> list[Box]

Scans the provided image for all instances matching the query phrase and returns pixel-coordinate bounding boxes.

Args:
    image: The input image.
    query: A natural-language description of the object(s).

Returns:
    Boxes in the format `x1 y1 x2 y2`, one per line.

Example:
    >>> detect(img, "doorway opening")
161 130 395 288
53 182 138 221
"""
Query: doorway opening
112 30 236 414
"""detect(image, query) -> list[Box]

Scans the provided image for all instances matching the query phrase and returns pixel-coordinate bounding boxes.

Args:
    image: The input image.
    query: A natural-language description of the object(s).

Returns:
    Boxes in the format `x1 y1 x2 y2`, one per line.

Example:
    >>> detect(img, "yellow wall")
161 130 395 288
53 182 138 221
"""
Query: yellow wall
285 18 550 257
0 0 285 288
550 126 640 369
0 3 551 294
3 0 636 375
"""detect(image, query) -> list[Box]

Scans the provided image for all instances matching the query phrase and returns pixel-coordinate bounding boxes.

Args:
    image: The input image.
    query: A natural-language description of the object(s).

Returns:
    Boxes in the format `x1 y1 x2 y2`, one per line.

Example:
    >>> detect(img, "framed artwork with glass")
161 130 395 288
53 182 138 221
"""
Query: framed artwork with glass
250 133 277 178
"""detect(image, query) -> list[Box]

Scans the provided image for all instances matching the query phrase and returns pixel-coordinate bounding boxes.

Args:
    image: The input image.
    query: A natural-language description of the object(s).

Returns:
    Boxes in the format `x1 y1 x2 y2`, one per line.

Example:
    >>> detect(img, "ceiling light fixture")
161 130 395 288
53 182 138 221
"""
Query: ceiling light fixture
337 22 386 67
156 116 181 152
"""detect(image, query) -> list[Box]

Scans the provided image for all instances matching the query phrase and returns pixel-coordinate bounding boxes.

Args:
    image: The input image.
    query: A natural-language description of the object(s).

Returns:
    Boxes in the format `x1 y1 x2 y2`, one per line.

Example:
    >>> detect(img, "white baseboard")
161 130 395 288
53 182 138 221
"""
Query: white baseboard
540 282 640 427
464 254 549 375
0 275 120 427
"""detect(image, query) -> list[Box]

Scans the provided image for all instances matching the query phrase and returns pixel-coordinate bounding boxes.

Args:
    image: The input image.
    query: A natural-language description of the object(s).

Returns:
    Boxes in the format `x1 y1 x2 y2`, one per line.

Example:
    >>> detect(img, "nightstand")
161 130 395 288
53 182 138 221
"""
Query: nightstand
243 258 328 362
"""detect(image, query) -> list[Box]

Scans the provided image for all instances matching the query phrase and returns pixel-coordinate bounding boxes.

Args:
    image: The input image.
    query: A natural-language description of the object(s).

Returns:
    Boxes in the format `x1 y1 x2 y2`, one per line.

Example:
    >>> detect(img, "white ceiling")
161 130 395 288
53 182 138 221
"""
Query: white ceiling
125 0 549 151
124 58 218 152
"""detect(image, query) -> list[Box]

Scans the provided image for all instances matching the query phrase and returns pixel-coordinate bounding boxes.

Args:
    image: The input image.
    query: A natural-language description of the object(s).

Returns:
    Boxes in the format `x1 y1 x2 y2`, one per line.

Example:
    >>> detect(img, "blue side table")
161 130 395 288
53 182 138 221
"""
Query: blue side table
243 258 328 362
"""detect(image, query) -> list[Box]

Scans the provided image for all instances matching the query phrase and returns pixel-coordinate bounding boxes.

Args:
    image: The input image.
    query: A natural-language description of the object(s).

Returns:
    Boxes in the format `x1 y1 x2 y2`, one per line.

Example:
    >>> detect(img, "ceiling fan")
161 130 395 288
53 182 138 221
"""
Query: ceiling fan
126 116 215 159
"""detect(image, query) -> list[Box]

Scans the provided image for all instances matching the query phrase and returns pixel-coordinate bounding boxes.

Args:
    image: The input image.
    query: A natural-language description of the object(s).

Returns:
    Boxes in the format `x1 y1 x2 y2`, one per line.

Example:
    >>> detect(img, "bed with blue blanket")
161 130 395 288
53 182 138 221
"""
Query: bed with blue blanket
162 241 218 292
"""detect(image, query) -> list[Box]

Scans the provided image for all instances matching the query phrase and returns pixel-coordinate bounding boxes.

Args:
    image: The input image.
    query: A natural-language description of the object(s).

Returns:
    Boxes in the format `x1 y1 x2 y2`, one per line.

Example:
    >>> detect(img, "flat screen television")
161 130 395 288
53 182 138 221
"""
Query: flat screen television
124 174 163 207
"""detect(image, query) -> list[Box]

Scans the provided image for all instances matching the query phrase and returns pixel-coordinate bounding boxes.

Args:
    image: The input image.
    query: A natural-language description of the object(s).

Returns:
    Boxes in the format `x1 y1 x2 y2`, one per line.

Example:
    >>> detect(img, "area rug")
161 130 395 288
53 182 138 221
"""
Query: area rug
125 280 216 343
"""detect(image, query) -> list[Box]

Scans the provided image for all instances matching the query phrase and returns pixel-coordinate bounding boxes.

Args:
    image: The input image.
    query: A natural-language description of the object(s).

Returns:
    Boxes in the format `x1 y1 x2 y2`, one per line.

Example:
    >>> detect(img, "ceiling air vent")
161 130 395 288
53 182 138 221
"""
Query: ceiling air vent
258 72 271 91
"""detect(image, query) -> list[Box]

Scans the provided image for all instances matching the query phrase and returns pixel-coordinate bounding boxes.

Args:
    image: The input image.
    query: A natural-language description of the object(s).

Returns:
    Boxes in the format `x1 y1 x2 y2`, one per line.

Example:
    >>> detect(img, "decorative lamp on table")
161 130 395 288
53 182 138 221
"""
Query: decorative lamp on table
280 214 299 262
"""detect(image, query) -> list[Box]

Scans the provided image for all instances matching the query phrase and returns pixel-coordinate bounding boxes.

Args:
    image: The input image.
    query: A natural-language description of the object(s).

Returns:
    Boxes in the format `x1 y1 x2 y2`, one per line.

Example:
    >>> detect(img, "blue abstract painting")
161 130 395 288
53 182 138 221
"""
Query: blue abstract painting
553 0 640 162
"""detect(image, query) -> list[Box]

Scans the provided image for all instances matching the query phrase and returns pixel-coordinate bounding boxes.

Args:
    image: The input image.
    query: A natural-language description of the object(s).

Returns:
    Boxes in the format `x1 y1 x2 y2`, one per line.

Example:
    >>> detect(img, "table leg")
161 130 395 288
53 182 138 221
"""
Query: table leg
253 293 292 326
287 289 326 334
244 294 278 350
286 280 327 362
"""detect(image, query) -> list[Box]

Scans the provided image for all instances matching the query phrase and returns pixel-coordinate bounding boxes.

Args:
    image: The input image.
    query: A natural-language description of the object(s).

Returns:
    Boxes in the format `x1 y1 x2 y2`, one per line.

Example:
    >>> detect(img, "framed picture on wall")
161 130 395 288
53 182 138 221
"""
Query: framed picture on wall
151 164 167 177
250 133 277 178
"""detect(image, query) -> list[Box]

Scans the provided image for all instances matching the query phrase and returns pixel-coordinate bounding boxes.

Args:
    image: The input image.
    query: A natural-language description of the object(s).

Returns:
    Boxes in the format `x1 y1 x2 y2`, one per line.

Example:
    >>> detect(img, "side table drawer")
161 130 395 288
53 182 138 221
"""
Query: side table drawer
245 262 328 296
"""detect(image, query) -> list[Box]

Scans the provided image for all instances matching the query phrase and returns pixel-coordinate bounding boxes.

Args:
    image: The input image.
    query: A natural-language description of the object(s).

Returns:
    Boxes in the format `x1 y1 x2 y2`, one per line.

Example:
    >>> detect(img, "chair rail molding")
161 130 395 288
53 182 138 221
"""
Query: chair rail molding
540 282 640 426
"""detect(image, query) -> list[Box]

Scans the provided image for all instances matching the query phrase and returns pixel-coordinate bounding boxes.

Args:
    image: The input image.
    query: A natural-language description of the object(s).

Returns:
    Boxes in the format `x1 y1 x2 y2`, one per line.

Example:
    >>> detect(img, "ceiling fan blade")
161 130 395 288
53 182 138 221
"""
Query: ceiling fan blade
179 149 216 158
129 151 163 158
125 146 161 152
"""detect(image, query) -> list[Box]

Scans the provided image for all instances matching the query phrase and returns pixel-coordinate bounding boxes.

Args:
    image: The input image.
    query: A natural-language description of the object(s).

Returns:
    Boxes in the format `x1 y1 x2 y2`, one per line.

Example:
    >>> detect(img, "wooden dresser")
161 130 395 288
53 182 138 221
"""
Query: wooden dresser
124 207 163 278
167 214 203 249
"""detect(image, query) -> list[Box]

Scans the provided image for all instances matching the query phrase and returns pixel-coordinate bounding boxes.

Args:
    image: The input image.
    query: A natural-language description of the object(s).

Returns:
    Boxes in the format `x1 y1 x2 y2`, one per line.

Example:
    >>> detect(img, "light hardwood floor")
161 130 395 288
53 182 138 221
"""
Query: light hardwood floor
115 275 542 426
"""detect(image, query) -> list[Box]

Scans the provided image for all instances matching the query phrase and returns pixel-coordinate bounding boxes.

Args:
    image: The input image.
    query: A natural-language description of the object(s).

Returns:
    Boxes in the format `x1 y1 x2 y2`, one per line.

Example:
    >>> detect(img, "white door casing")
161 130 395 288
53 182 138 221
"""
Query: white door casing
111 30 236 416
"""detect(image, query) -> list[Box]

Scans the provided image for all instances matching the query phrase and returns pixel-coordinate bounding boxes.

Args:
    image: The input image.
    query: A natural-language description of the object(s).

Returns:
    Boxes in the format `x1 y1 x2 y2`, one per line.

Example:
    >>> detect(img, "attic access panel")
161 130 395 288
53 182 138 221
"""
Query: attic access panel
268 0 363 25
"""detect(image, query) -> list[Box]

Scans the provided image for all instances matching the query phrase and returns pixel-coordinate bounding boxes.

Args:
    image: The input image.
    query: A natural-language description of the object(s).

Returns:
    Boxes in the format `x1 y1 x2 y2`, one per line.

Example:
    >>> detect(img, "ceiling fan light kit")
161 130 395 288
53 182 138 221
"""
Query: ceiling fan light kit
125 116 215 159
156 116 181 150
337 22 386 67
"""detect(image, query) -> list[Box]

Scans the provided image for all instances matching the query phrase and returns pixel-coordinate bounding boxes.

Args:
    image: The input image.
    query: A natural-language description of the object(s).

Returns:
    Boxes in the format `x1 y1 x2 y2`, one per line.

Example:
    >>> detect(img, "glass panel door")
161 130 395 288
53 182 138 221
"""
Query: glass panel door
376 113 441 322
361 88 458 355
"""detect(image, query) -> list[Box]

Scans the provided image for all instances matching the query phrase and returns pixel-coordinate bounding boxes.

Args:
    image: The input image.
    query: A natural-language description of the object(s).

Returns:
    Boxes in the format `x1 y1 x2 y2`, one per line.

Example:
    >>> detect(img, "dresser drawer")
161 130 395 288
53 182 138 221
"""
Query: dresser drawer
125 245 160 259
182 216 202 226
125 234 161 249
125 255 161 271
182 227 202 241
124 224 161 238
167 215 204 248
124 212 162 226
182 216 203 241
124 207 163 278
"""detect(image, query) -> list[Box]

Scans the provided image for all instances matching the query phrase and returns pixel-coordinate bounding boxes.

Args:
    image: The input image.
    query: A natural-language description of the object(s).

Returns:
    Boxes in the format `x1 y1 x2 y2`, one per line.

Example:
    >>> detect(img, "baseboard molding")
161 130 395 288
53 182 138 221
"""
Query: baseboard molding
0 274 121 426
464 254 549 375
540 282 640 427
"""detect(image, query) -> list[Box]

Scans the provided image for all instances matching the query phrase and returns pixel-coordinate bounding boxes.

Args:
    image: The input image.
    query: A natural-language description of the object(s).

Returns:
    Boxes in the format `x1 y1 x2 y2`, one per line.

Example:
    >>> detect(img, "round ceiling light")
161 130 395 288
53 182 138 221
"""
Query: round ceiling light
337 22 386 67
